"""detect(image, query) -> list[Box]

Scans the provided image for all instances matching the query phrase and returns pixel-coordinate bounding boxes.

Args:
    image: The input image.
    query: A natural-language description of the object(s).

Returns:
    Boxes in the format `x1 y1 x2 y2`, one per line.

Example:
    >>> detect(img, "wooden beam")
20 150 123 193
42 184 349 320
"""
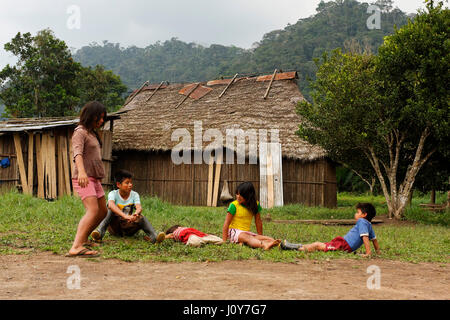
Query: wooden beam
267 149 274 209
51 134 57 199
272 219 384 225
146 81 166 102
263 69 278 99
27 133 34 195
207 154 214 206
212 151 223 207
13 133 29 195
259 141 268 208
35 133 44 199
57 135 65 197
124 80 149 106
270 142 283 207
61 136 71 195
175 82 200 109
218 73 238 98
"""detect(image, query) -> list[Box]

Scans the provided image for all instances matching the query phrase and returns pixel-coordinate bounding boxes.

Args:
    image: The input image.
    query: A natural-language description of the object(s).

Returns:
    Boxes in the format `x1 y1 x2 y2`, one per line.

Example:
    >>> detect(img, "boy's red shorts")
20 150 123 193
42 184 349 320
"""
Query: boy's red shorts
324 236 352 253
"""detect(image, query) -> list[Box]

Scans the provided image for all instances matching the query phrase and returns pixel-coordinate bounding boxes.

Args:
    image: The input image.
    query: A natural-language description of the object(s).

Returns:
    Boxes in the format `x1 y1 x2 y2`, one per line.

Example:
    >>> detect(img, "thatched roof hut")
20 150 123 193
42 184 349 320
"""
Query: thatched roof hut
112 71 336 208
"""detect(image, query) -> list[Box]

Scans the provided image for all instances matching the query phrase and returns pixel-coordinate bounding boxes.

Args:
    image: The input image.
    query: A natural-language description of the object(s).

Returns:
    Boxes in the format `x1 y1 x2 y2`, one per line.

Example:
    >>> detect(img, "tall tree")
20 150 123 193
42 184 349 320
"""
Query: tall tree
296 1 449 219
0 30 127 117
0 29 80 117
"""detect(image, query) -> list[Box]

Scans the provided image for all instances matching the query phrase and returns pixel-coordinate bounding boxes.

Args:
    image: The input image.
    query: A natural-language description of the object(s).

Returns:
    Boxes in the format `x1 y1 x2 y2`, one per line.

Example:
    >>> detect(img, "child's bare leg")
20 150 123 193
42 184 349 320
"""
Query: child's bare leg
238 233 265 249
299 242 326 252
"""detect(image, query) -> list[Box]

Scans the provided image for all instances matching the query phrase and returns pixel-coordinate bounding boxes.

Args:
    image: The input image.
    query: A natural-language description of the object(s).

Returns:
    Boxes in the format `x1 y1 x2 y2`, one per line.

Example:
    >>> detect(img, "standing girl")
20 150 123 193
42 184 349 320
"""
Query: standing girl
222 182 280 250
67 101 108 257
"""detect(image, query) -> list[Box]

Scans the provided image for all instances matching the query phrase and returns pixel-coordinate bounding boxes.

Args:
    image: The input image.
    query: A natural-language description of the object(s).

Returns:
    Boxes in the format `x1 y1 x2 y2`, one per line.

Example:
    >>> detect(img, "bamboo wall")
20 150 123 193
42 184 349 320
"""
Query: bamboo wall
113 150 337 208
0 134 18 192
0 128 113 198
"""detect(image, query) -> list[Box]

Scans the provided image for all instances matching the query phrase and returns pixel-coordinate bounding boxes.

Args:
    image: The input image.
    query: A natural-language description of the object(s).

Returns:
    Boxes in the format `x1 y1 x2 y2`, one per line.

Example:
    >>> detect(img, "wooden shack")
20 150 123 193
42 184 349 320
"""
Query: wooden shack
112 71 337 208
0 113 121 199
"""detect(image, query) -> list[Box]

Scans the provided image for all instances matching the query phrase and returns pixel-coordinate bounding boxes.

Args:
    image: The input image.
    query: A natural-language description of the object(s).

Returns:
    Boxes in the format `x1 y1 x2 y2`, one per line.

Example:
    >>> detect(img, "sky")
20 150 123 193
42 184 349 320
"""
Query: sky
0 0 428 69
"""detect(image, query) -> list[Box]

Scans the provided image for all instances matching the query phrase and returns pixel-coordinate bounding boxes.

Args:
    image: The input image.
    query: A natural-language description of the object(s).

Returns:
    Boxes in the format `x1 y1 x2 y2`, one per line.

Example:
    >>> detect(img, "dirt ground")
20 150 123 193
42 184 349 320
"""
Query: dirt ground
0 251 448 300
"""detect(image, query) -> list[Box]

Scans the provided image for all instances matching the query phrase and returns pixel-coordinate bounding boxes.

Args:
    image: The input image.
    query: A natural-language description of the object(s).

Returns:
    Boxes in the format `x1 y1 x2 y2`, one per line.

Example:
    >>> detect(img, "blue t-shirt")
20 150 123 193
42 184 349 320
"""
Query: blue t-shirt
107 190 141 215
343 218 376 251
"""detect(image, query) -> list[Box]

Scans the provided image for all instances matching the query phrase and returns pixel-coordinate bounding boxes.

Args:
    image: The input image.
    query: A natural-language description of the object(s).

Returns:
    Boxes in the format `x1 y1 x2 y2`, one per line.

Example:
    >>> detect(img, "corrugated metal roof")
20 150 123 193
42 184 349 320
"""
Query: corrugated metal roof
0 111 125 133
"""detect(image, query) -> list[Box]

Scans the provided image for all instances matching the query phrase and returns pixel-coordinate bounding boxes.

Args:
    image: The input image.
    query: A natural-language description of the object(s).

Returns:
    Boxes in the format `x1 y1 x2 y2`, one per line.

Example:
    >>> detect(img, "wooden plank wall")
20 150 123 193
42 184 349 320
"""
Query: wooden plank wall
2 128 114 199
113 150 337 208
0 135 18 192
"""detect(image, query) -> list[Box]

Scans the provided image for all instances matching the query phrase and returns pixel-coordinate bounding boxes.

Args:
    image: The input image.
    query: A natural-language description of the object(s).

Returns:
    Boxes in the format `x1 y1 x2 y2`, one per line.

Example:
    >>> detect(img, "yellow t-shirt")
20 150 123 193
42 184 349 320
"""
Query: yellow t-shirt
227 200 262 231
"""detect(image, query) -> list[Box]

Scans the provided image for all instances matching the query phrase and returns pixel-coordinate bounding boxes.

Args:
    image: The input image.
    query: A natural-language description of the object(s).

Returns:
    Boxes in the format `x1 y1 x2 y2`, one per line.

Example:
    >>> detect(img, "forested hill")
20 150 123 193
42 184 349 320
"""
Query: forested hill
73 0 410 99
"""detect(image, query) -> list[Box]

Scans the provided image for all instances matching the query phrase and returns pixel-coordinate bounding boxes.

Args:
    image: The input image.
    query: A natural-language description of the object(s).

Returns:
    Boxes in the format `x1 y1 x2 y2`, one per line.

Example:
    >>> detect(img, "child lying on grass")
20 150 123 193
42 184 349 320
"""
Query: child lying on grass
165 225 223 247
281 203 381 257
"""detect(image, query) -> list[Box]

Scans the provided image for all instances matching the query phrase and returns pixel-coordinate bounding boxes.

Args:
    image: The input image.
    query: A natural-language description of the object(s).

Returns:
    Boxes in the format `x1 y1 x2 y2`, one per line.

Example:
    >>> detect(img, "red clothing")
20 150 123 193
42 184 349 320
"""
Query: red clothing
324 236 352 253
173 227 207 244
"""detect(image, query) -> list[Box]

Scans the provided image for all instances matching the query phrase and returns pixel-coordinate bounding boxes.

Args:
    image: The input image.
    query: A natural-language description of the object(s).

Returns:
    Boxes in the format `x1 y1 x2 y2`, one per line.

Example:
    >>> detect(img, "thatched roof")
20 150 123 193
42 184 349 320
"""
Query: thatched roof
113 72 326 161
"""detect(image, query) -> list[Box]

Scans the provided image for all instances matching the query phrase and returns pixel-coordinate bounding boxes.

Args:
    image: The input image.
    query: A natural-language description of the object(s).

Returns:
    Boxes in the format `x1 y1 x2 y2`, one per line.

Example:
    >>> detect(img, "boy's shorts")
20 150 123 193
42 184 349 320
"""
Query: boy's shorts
72 177 105 200
228 228 258 244
324 236 352 253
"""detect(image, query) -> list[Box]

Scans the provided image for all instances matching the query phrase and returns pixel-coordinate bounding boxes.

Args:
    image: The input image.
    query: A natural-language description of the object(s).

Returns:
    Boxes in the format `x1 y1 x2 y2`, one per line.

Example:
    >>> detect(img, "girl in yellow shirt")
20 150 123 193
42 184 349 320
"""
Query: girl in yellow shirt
222 182 280 250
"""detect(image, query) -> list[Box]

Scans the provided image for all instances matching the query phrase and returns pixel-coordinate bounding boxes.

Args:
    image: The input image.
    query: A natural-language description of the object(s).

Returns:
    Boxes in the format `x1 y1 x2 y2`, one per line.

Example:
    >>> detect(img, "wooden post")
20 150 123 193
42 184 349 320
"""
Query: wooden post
259 139 268 208
35 133 44 199
57 135 64 197
13 133 30 195
207 153 215 206
61 135 71 195
218 74 238 98
146 81 166 102
212 150 223 207
263 69 278 99
271 142 284 207
175 83 200 109
27 133 34 195
267 150 274 208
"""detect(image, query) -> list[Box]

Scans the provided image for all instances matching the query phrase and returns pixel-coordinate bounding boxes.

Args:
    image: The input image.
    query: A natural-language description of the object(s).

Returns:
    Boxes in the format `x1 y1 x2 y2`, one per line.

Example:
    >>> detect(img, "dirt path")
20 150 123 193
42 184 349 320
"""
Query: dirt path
0 252 448 300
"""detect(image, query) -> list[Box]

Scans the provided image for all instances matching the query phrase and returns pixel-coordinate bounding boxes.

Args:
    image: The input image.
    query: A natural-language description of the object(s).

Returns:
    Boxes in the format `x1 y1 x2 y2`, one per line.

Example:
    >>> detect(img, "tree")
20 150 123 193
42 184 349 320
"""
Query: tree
0 29 80 117
0 29 128 117
76 65 127 113
296 1 449 219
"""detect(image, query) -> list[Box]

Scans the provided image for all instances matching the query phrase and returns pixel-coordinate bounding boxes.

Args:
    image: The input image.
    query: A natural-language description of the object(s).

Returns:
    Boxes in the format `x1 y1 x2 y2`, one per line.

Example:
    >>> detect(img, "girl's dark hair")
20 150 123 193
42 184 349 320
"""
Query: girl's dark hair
79 101 107 147
165 225 181 234
236 182 258 215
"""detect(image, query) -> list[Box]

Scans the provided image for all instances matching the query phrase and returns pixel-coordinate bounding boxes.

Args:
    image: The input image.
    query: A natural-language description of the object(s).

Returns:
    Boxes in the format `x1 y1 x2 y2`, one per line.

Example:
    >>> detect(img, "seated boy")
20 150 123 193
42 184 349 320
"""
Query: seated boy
165 225 223 247
91 169 165 244
280 203 380 256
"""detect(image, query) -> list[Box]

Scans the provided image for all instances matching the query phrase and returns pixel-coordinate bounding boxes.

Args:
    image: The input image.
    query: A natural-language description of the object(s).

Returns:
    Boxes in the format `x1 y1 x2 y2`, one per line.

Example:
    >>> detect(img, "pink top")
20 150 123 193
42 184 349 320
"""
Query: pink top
71 125 105 180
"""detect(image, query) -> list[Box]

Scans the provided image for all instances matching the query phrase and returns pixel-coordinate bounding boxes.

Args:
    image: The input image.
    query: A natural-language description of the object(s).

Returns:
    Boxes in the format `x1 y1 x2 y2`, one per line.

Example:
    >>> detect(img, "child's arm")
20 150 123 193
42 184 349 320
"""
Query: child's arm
134 203 143 216
362 236 372 256
74 155 89 187
222 212 234 242
108 200 134 221
255 213 263 235
165 233 174 239
372 238 381 255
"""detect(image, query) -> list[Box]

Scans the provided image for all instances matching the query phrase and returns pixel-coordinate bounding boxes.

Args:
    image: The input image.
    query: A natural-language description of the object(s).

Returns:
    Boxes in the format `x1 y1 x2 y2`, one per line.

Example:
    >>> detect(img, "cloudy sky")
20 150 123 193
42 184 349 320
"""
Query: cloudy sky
0 0 427 68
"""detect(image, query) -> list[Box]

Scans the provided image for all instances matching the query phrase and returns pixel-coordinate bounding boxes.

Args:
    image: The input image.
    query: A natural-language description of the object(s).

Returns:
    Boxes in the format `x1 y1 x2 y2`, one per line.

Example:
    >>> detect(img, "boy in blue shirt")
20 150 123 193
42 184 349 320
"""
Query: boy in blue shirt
90 169 165 244
281 203 380 256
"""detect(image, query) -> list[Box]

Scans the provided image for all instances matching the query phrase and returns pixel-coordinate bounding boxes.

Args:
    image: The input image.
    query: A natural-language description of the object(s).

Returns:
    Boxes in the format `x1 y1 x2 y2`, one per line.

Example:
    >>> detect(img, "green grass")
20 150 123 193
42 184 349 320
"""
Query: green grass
0 190 448 263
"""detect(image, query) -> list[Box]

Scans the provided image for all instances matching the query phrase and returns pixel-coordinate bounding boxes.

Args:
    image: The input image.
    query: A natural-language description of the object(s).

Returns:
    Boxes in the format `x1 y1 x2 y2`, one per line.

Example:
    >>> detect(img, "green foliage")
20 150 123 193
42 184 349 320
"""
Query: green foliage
73 0 409 100
0 29 127 117
0 29 81 117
